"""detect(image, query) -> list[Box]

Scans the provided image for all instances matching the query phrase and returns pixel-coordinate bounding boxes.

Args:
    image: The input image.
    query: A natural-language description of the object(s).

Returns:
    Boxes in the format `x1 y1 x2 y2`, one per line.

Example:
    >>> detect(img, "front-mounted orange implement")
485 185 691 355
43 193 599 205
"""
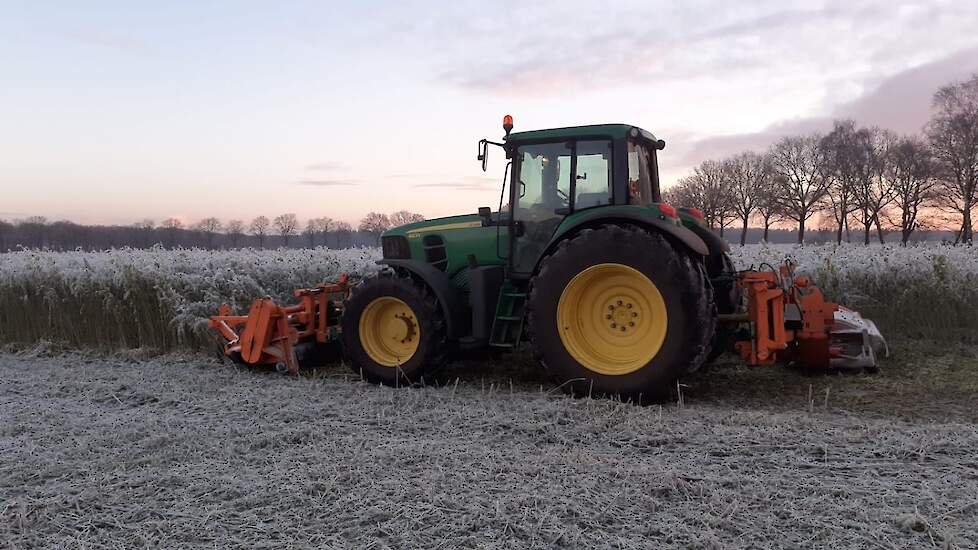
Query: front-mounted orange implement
208 274 353 374
720 262 887 371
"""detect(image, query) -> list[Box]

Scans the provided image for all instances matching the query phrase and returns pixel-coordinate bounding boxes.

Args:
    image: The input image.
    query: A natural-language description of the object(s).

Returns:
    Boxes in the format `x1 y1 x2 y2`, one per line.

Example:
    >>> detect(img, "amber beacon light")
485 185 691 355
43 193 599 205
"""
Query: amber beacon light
503 114 514 136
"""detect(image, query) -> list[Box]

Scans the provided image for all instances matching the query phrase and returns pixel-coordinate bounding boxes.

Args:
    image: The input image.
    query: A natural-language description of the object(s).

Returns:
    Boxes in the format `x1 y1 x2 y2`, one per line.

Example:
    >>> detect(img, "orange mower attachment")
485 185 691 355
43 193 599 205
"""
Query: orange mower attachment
723 262 886 371
208 274 353 374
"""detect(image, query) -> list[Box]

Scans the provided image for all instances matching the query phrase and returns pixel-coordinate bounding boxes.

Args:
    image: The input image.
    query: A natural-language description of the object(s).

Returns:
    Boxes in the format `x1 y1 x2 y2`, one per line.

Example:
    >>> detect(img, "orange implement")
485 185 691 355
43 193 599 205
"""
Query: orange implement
732 262 841 371
208 274 352 374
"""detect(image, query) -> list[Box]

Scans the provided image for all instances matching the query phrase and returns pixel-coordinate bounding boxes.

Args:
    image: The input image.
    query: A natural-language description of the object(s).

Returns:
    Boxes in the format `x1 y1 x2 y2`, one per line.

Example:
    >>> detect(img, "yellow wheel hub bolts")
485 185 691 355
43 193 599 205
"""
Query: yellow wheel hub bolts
557 263 668 375
359 296 421 367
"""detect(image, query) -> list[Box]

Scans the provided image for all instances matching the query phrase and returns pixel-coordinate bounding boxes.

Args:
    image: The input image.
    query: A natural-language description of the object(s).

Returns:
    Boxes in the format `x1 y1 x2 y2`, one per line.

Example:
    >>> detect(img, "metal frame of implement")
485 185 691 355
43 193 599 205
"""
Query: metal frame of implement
720 262 886 371
208 274 353 374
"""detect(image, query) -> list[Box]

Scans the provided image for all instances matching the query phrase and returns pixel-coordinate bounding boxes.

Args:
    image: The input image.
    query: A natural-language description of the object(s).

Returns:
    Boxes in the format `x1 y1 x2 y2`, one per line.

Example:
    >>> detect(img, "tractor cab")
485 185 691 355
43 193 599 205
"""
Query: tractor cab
379 118 716 281
502 122 665 207
494 121 669 274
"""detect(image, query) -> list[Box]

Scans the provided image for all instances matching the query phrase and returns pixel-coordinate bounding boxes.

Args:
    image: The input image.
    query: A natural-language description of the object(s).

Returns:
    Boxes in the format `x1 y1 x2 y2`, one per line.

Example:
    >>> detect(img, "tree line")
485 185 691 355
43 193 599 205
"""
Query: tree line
665 74 978 246
0 210 425 252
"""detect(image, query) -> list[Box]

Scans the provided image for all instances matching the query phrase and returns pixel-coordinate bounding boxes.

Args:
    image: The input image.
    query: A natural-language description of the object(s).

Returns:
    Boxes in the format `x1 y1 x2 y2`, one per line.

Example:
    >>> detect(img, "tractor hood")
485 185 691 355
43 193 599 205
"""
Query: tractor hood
381 213 506 276
382 214 485 239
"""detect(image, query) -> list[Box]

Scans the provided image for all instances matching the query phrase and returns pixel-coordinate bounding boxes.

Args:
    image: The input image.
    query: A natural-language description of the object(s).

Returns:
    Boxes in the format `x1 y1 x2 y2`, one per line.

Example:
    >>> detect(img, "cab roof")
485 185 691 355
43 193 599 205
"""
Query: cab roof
505 123 659 144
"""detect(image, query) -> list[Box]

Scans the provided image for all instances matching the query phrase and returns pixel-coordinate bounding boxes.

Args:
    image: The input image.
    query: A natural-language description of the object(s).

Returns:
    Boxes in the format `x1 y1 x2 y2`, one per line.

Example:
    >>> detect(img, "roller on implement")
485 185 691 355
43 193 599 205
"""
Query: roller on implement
210 117 886 401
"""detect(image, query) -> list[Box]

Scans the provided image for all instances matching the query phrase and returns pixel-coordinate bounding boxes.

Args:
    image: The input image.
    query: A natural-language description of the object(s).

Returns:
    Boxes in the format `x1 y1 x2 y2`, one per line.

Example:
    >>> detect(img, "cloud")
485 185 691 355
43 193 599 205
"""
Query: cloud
674 46 978 167
432 4 796 92
304 162 346 171
836 47 978 134
414 176 498 191
62 29 151 54
414 182 496 191
295 179 357 187
430 1 977 96
687 7 832 42
391 175 498 191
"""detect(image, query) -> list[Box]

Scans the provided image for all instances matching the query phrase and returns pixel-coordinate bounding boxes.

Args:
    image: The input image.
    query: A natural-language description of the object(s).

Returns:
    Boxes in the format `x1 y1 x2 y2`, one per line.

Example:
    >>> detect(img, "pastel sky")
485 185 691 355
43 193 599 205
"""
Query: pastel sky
2 0 977 226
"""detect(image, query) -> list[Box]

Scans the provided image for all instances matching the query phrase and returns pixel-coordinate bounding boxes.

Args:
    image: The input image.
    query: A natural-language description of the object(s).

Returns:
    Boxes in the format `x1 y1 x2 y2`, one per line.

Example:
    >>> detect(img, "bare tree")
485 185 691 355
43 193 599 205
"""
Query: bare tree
195 217 223 249
312 216 332 247
333 221 353 248
821 121 865 244
839 127 896 245
303 219 319 247
753 184 784 243
302 217 333 248
886 136 937 245
273 213 299 246
161 218 183 248
359 212 391 245
249 216 270 249
19 216 48 248
0 219 8 251
134 219 156 248
725 151 771 246
927 74 978 244
661 183 693 210
389 210 425 227
672 160 736 235
225 219 245 248
769 134 830 244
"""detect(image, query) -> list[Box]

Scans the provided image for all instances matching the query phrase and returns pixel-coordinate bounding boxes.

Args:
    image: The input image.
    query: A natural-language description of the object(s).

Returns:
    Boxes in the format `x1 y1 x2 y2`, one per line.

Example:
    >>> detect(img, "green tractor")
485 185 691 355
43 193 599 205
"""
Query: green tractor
340 117 737 400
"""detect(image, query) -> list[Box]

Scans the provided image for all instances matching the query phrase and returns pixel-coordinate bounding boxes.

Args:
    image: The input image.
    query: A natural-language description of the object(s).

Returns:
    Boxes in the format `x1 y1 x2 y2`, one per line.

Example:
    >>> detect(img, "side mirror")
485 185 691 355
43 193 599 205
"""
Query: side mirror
478 206 492 226
477 139 489 172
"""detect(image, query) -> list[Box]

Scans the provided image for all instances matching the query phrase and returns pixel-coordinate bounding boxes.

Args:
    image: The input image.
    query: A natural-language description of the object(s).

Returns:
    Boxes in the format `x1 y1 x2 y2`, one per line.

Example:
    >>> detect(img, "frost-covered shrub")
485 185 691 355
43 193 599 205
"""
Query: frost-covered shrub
0 246 380 350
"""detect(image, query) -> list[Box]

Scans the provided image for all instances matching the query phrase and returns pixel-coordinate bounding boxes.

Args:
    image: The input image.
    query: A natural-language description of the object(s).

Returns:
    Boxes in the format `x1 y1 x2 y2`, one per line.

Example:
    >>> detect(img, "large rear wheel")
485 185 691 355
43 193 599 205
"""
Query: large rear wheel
526 224 714 402
706 251 741 362
341 271 447 385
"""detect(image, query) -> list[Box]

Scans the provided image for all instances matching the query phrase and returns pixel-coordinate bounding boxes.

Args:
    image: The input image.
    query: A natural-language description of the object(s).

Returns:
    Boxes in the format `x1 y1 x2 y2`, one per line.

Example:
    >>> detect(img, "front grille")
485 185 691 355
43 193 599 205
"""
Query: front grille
381 235 411 259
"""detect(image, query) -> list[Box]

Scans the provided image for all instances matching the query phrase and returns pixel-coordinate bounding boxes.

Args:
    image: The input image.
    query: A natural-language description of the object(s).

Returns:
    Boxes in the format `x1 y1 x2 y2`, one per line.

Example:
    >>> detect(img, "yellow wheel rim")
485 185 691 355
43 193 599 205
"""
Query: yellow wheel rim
358 297 421 367
556 263 668 375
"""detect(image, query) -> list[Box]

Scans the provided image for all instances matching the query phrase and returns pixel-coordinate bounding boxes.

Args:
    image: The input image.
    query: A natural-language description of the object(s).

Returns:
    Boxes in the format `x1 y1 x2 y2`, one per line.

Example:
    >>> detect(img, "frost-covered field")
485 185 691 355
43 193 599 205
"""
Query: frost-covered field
1 350 976 549
0 243 974 351
3 245 978 548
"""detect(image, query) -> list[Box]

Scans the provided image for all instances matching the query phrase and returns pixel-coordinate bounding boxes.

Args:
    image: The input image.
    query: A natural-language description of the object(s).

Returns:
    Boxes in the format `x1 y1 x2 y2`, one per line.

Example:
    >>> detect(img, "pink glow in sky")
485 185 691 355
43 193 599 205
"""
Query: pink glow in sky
1 1 977 226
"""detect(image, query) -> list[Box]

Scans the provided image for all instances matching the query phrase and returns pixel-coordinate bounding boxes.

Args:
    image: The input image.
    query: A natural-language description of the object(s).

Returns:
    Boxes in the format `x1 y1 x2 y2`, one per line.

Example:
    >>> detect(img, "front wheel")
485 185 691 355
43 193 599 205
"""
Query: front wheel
340 272 447 385
526 224 715 402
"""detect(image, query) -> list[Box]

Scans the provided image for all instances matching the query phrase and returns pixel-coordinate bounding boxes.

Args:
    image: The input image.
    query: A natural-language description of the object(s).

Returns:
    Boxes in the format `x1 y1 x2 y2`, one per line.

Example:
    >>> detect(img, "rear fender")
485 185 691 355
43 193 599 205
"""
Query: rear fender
687 221 730 255
377 259 466 340
537 210 710 274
